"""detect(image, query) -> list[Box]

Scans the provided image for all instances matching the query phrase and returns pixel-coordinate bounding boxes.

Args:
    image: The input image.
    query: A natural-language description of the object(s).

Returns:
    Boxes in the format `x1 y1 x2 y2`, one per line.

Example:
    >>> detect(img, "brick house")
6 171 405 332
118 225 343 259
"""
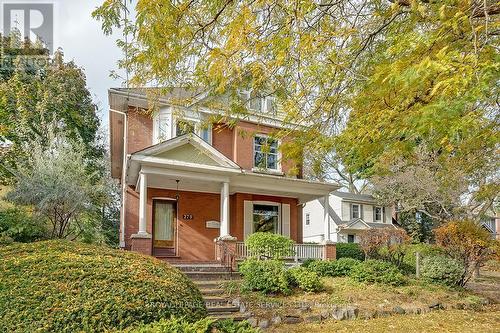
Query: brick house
109 88 338 264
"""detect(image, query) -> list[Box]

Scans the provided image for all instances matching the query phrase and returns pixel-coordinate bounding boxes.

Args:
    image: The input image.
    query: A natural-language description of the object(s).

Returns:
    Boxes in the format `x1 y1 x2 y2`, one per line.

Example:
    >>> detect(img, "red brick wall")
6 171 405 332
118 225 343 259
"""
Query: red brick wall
127 107 153 154
212 123 234 160
124 187 301 261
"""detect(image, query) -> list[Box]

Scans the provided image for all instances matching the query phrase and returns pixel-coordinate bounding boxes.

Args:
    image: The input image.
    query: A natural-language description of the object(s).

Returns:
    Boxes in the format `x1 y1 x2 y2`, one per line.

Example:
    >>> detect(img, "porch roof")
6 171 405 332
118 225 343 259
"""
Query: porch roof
125 134 339 203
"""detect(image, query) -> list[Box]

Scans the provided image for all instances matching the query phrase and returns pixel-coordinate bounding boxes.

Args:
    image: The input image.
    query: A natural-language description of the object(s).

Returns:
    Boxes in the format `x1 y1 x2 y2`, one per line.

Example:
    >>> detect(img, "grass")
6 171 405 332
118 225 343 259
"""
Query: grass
267 306 500 333
225 276 488 320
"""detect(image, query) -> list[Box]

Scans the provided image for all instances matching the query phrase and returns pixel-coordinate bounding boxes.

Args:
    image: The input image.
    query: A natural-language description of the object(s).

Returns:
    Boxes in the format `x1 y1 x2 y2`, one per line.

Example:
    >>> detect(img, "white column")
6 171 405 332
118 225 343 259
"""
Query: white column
323 194 331 242
138 172 148 235
220 182 230 238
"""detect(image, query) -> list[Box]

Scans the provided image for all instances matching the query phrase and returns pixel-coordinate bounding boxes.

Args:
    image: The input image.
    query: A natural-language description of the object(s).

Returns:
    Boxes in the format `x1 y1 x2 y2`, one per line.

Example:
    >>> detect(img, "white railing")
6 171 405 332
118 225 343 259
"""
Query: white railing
235 242 325 262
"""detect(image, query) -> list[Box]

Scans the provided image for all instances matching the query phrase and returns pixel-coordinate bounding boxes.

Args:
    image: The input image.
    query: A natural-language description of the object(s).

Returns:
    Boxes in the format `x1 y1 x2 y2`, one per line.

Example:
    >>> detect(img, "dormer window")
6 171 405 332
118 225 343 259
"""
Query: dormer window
254 135 279 171
351 204 360 219
239 90 277 115
374 206 382 222
175 120 195 136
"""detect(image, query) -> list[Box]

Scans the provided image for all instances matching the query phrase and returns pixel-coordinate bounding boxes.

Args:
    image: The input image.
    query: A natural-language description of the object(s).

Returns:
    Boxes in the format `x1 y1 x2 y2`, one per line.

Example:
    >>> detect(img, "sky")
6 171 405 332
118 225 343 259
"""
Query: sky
46 0 125 130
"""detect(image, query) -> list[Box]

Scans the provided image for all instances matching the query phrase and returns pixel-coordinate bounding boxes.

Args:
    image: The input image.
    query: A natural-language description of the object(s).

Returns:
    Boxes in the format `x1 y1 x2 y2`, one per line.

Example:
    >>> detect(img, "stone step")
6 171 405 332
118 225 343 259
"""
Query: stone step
174 264 229 273
204 297 233 307
185 271 241 281
200 288 225 296
207 305 240 313
209 313 247 322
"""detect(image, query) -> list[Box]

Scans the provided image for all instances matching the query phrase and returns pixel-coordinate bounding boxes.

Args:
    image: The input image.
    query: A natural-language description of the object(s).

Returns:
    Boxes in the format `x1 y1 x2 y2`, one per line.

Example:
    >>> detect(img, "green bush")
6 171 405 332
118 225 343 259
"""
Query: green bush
288 266 323 292
0 208 47 242
239 258 290 294
421 255 464 287
402 243 445 271
336 243 365 260
309 258 361 277
350 259 406 286
245 232 294 259
0 241 206 332
301 258 318 268
120 317 258 333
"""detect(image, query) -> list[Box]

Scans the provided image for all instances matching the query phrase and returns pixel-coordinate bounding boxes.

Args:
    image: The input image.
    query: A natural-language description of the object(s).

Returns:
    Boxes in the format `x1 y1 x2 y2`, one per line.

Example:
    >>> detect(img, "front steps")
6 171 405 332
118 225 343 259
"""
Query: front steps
174 263 244 321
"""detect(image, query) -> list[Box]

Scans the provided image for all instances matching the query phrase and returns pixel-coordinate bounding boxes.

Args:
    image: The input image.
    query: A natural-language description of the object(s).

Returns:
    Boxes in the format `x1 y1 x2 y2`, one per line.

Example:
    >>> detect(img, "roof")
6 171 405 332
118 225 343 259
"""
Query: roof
338 219 397 231
333 191 379 204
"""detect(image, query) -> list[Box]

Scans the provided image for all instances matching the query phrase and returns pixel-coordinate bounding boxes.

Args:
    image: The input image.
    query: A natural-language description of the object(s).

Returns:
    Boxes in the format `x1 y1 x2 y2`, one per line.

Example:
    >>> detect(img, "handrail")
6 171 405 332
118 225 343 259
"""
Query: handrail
235 242 325 262
215 239 235 272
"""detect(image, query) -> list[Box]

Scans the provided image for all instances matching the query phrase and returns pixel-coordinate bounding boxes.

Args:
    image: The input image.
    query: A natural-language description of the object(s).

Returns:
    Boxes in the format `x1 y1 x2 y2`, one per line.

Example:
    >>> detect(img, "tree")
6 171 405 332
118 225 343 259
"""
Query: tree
434 220 498 286
358 227 410 265
94 1 498 214
0 46 103 183
397 210 434 243
6 136 110 240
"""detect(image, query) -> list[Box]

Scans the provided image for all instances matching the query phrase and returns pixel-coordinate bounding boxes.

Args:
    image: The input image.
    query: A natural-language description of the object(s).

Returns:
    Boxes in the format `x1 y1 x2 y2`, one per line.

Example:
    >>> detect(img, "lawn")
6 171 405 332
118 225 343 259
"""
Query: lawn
226 276 487 319
267 306 500 333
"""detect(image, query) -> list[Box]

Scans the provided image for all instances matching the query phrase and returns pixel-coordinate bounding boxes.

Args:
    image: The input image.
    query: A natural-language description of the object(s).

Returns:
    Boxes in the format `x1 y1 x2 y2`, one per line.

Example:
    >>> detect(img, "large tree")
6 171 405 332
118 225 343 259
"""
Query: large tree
94 0 499 218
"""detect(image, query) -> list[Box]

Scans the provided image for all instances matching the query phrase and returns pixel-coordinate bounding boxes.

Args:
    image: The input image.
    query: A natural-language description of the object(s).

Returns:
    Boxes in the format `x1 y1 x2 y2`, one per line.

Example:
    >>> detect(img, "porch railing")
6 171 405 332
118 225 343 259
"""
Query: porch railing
235 242 325 262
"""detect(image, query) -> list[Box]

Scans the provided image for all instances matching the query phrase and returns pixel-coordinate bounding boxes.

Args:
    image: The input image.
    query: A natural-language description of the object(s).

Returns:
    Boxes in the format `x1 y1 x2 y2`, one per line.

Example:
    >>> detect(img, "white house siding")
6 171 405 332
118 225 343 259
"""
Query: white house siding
341 201 350 221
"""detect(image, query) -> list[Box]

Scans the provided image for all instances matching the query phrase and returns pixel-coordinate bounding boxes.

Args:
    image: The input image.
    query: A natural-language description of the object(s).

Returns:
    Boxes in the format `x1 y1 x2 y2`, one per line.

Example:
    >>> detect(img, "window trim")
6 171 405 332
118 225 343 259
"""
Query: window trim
305 213 310 226
351 204 360 219
239 90 277 115
153 108 173 144
172 117 213 145
253 133 281 172
251 201 282 234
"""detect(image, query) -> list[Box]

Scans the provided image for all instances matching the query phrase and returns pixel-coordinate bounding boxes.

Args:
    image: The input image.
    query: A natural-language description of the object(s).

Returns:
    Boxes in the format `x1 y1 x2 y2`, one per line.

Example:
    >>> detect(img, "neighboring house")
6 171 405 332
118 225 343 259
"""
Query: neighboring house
481 216 499 240
302 191 396 243
109 88 338 263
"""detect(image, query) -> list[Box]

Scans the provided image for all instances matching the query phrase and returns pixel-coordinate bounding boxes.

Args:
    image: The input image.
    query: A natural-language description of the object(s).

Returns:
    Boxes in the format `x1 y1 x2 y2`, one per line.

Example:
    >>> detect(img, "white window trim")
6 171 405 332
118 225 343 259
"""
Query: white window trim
153 108 173 144
239 90 277 115
172 116 213 145
252 133 281 173
252 201 282 234
305 213 310 226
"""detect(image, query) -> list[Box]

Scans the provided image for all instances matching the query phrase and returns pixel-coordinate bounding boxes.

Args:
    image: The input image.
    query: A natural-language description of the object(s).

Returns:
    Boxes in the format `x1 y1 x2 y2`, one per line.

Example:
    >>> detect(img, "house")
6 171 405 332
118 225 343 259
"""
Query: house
481 215 499 240
108 88 339 264
302 191 396 243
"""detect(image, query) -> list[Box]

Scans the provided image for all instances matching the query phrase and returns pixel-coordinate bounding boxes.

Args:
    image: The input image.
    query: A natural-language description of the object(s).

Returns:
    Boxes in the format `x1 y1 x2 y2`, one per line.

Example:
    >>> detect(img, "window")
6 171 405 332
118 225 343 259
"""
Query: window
200 126 211 143
347 234 355 243
253 204 279 233
176 120 195 137
351 204 360 219
374 206 382 222
305 213 310 226
239 90 277 115
254 135 279 170
154 108 172 144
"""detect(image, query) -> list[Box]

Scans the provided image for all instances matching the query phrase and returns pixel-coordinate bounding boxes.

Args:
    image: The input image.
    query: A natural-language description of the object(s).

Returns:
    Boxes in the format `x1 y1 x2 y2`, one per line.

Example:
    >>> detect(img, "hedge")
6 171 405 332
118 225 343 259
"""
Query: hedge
336 243 365 261
0 241 206 332
350 259 406 286
421 255 465 287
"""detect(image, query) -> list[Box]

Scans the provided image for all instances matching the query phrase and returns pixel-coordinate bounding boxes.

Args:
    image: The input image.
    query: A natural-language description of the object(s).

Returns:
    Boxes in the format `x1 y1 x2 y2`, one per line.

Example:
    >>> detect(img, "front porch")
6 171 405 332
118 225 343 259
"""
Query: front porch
123 134 339 263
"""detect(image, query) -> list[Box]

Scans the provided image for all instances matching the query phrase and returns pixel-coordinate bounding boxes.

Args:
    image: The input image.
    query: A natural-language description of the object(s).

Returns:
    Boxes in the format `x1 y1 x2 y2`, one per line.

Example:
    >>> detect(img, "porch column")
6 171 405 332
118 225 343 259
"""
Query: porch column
138 172 148 235
323 193 331 242
220 181 230 237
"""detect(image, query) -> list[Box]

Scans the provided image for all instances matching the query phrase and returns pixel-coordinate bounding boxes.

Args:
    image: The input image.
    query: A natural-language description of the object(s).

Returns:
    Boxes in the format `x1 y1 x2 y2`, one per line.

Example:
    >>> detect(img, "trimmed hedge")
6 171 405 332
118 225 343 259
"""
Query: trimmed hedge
308 258 361 277
336 243 365 261
350 259 406 286
245 232 294 259
120 317 258 333
0 241 206 332
421 255 464 286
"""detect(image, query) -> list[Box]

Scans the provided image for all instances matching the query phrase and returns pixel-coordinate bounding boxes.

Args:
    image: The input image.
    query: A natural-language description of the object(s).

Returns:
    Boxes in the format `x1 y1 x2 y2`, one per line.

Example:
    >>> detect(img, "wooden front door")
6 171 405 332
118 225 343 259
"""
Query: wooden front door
153 200 176 249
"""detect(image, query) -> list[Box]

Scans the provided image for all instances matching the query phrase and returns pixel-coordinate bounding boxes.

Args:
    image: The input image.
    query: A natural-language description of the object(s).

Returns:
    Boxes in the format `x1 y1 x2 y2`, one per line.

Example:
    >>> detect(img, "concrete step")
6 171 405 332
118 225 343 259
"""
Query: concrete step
207 305 240 313
185 271 241 281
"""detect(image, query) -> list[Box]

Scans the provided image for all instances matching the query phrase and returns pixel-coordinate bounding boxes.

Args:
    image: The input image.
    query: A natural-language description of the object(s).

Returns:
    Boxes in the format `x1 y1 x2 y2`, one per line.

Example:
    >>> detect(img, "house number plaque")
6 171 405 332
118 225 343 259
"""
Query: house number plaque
183 214 194 220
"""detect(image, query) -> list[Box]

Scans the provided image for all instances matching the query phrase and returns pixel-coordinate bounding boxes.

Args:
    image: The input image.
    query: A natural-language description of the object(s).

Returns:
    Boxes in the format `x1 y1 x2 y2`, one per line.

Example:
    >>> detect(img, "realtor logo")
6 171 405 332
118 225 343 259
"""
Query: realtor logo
2 2 54 53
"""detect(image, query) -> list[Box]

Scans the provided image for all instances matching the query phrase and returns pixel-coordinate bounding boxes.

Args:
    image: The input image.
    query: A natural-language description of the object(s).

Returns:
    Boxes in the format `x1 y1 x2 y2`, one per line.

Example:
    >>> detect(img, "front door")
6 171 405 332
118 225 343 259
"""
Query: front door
153 200 176 250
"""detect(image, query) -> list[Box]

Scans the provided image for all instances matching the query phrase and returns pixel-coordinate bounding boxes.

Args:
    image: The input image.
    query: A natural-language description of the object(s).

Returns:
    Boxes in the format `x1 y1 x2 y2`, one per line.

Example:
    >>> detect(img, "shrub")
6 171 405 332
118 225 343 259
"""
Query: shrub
434 220 497 286
309 258 361 277
421 255 464 287
301 258 318 268
400 243 444 274
350 259 406 286
245 232 294 259
0 241 206 332
359 228 410 261
120 317 258 333
239 258 290 294
288 266 323 292
336 243 365 260
0 208 47 242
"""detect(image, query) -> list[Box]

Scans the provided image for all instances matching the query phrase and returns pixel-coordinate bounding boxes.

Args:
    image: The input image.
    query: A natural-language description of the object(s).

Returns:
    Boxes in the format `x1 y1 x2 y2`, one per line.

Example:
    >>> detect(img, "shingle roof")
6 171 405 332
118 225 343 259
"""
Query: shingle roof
333 191 377 203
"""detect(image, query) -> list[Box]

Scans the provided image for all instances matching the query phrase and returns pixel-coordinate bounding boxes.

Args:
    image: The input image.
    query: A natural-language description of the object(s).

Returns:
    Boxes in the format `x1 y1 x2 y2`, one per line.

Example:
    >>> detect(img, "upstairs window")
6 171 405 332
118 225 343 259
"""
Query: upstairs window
374 206 382 222
174 119 212 144
351 204 360 219
154 108 173 144
176 120 195 136
305 213 310 226
239 90 277 115
254 135 278 170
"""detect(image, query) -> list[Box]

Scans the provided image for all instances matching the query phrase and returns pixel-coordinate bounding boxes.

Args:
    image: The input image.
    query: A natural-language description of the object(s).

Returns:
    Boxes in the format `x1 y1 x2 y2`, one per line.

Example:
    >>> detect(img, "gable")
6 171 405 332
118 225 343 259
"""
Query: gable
153 144 221 166
347 220 370 230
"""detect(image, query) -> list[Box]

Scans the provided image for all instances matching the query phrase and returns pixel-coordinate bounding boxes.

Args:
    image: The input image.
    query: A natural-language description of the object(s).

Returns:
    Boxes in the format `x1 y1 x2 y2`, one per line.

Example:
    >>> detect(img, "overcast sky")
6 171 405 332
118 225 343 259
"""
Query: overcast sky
53 0 125 129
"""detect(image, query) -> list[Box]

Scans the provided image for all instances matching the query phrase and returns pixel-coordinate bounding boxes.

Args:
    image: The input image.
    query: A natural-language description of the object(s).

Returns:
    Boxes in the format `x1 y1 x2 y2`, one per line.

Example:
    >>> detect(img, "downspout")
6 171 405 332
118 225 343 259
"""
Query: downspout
111 108 128 248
